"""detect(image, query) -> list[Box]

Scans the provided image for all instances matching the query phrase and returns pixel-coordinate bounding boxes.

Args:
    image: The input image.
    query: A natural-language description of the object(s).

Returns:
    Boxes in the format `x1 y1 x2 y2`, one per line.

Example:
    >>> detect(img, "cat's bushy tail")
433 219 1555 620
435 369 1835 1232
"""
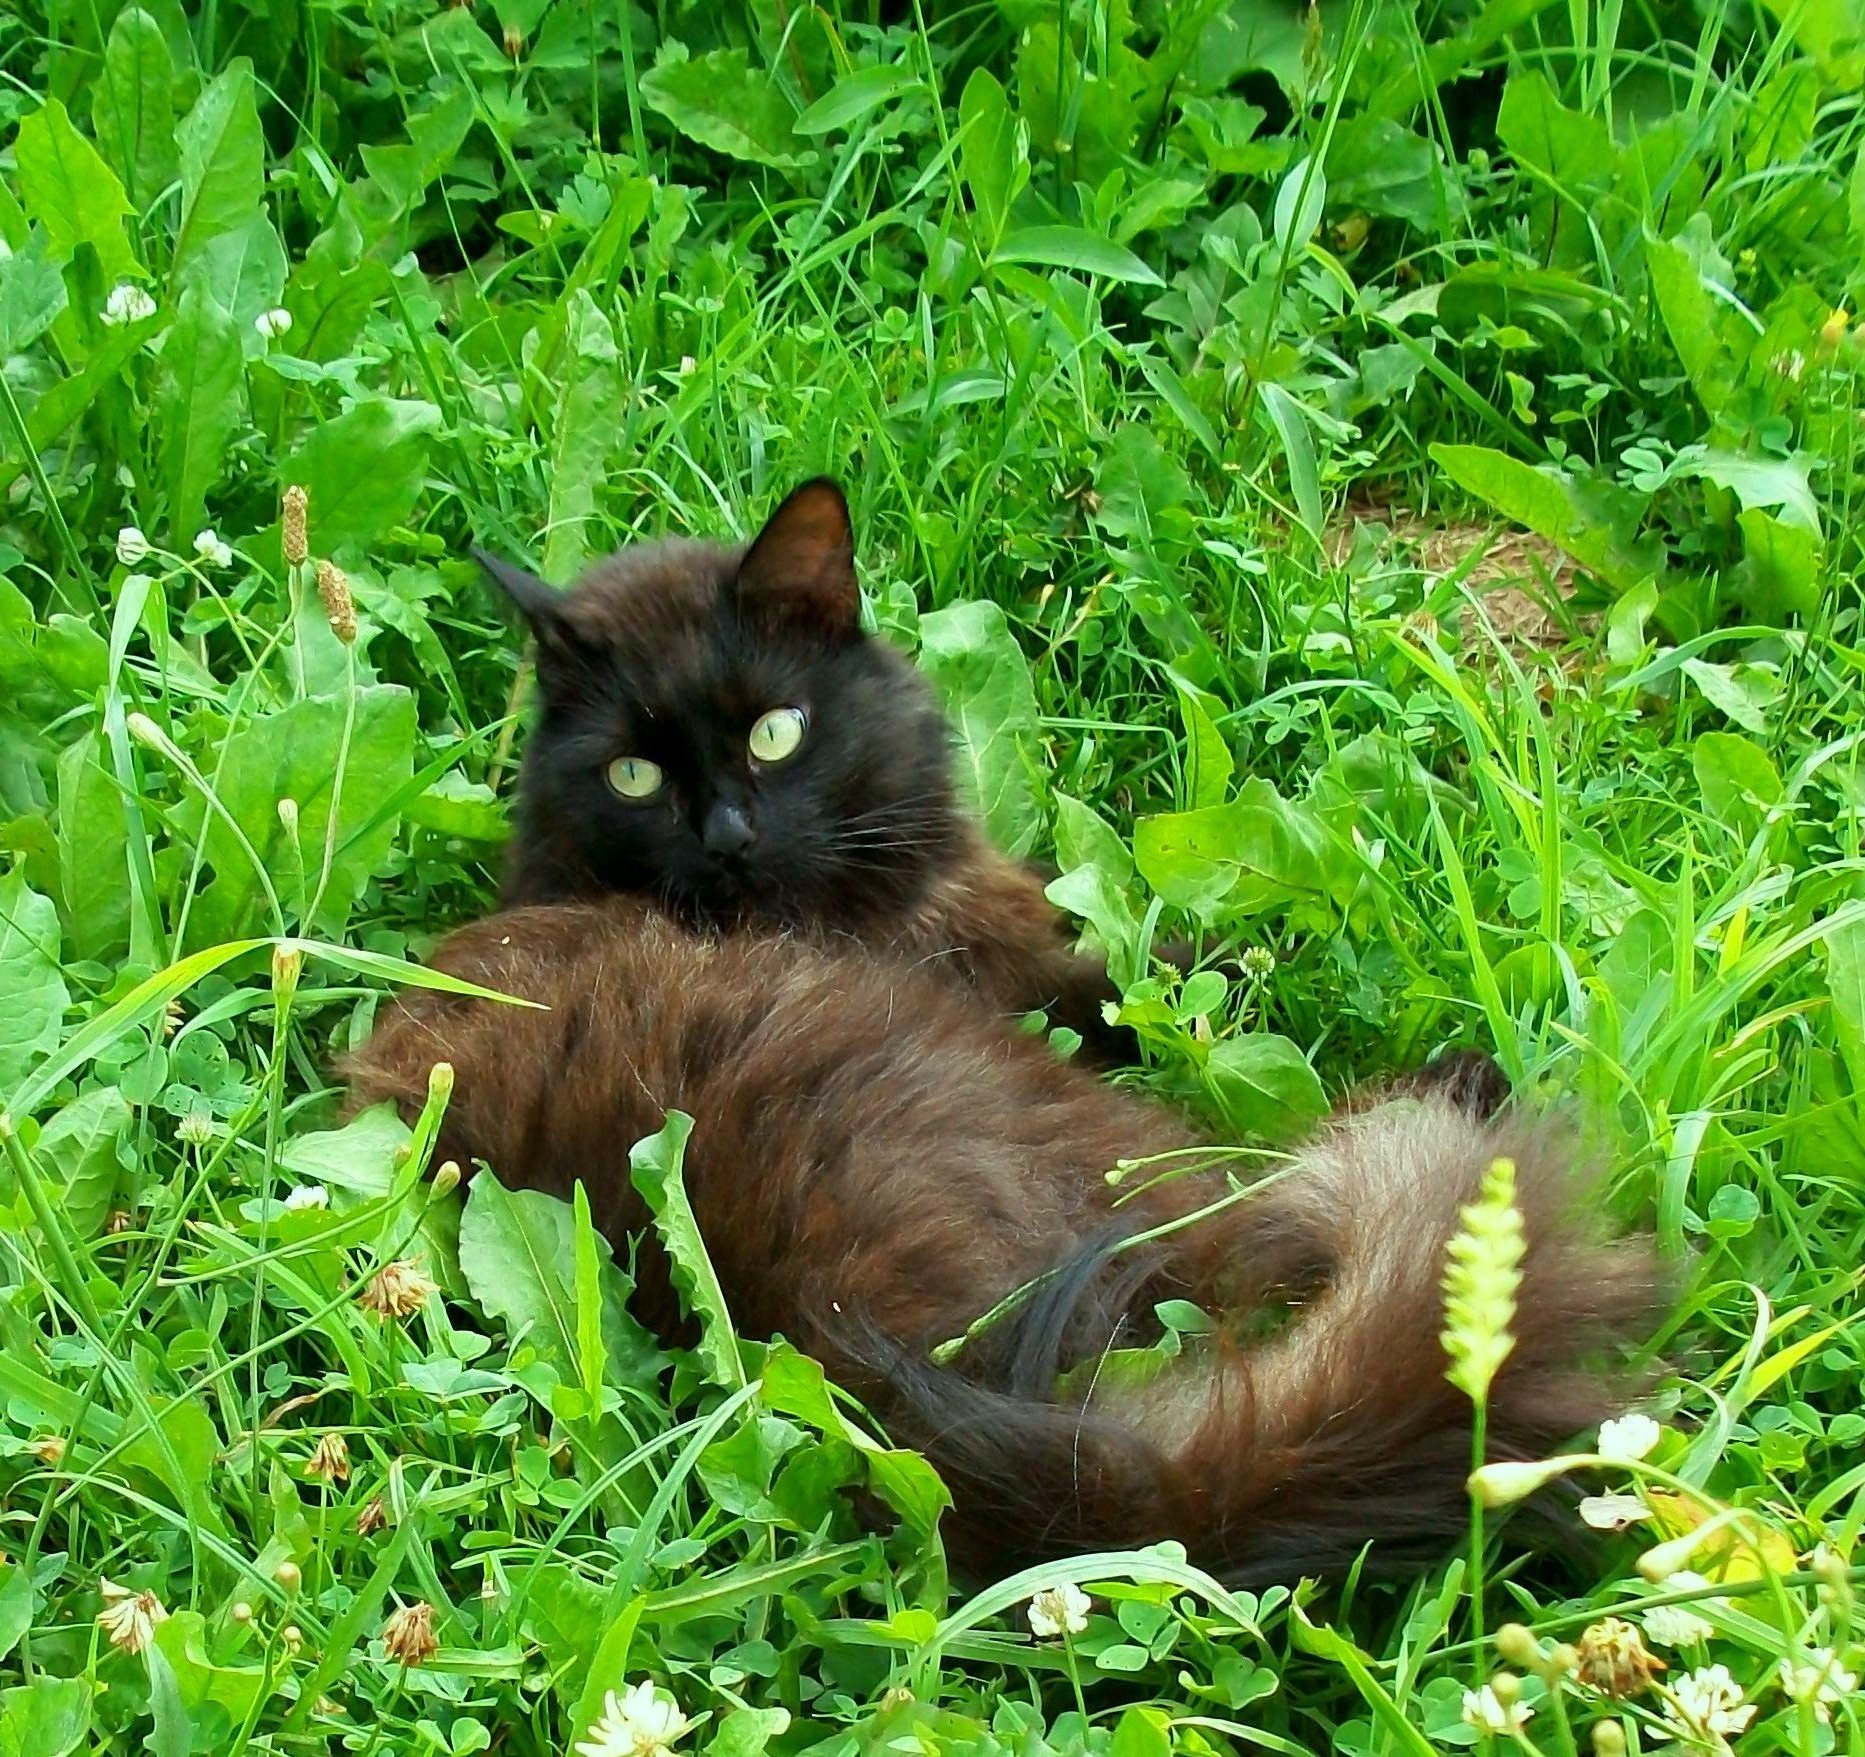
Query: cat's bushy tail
826 1092 1660 1585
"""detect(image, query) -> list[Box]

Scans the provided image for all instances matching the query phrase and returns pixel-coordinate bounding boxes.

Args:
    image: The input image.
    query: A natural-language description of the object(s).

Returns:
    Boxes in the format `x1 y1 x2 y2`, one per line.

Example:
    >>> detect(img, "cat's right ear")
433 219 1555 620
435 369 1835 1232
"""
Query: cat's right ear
737 479 860 637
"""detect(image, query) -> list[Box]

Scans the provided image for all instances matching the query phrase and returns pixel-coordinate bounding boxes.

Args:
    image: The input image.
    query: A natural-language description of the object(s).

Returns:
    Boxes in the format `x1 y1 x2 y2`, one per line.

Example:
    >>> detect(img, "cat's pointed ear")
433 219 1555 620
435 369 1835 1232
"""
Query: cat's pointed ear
473 547 595 681
736 479 859 635
473 546 560 628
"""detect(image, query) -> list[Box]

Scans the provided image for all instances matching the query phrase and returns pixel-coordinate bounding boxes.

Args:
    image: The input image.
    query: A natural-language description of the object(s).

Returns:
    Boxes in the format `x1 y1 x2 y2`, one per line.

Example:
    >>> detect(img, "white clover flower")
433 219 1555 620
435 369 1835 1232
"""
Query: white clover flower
1460 1684 1533 1735
116 525 151 565
1642 1598 1714 1649
1664 1663 1756 1742
97 1578 168 1654
1778 1648 1857 1725
1579 1491 1652 1531
576 1680 695 1757
255 307 293 340
1598 1412 1663 1463
193 529 234 568
283 1185 329 1211
1026 1582 1091 1638
101 283 156 327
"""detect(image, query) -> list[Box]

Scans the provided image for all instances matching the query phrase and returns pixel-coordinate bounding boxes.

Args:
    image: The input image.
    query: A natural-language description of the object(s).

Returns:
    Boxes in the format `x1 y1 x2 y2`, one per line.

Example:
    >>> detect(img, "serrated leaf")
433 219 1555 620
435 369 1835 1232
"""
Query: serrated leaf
0 869 67 1098
542 291 619 585
156 284 244 552
15 98 137 283
640 47 813 170
0 237 70 358
628 1111 744 1391
994 224 1163 285
1135 780 1327 923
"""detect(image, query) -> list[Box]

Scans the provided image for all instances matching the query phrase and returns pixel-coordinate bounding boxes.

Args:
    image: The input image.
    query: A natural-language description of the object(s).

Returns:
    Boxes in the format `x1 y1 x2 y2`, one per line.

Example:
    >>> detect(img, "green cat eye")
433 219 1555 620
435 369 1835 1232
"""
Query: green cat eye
748 706 808 765
605 756 665 801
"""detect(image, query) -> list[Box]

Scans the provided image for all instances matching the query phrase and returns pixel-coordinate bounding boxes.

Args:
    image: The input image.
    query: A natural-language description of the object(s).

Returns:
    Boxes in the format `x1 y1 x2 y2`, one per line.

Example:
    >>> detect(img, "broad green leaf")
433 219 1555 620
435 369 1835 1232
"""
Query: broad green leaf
1326 114 1458 229
0 870 67 1097
280 398 440 561
0 238 69 357
0 1563 31 1667
542 291 619 585
1736 508 1821 621
1646 225 1751 420
1049 794 1142 986
1680 659 1780 735
1825 918 1865 1096
959 68 1025 246
0 1676 91 1757
640 47 812 171
1134 781 1327 923
1759 0 1865 83
32 1085 129 1238
795 64 922 135
1494 70 1621 266
1684 449 1820 536
151 1613 268 1726
359 86 476 218
156 284 244 549
15 98 137 283
277 1103 411 1197
1259 381 1321 538
1272 155 1325 255
1203 1033 1329 1142
573 1182 605 1412
1430 443 1663 593
172 61 265 291
56 730 130 963
1692 733 1781 842
190 685 418 942
917 600 1042 857
182 214 288 347
1178 686 1233 811
993 225 1163 286
459 1169 665 1394
628 1111 744 1391
91 7 178 212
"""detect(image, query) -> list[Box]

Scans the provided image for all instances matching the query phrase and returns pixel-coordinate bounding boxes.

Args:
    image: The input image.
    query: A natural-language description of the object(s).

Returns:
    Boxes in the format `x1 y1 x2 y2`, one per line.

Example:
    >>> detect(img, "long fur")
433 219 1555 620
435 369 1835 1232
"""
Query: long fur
345 898 1658 1584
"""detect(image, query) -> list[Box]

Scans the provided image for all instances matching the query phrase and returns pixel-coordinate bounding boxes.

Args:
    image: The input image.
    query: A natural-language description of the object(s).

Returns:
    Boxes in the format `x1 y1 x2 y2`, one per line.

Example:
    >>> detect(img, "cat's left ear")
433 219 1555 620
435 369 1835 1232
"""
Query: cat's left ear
473 547 596 681
737 479 859 636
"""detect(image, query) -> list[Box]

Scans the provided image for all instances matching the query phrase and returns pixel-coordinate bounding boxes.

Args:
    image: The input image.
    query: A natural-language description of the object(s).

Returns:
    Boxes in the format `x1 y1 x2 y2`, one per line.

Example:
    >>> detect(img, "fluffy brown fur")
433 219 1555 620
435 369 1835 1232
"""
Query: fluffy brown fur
345 896 1657 1585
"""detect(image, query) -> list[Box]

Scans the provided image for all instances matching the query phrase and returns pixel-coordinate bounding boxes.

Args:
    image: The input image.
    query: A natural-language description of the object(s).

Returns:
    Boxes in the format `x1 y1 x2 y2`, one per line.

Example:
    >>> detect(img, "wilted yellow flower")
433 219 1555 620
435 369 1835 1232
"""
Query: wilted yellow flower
1576 1617 1664 1698
359 1259 437 1321
31 1435 65 1467
356 1496 388 1537
315 559 357 644
381 1599 438 1667
306 1432 350 1486
97 1579 169 1655
1820 308 1850 349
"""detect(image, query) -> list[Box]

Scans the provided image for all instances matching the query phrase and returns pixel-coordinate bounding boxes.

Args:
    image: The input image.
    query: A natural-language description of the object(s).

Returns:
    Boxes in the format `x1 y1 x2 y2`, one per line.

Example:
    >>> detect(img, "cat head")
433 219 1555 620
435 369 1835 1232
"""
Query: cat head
481 480 963 927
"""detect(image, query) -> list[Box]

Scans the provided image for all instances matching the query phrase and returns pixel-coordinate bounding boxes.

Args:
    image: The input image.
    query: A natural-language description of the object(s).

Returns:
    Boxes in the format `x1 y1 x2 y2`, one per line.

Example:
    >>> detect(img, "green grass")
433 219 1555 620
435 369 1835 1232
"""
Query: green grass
0 1 1862 1752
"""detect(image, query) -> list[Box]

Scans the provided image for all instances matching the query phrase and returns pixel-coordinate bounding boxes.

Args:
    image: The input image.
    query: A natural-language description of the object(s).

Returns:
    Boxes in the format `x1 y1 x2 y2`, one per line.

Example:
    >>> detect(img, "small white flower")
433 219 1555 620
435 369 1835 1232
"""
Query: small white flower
116 525 151 565
193 529 234 568
97 1578 169 1654
1642 1591 1714 1649
1579 1491 1652 1531
678 354 697 375
1778 1647 1857 1724
1026 1582 1091 1638
1598 1412 1663 1463
1664 1663 1756 1742
283 1185 329 1211
254 307 293 340
576 1680 695 1757
101 283 156 326
1460 1685 1533 1735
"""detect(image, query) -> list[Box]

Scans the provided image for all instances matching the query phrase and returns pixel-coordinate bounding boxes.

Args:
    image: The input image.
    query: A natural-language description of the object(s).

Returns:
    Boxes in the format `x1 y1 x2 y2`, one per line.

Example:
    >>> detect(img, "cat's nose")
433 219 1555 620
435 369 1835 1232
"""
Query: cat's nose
701 800 756 860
